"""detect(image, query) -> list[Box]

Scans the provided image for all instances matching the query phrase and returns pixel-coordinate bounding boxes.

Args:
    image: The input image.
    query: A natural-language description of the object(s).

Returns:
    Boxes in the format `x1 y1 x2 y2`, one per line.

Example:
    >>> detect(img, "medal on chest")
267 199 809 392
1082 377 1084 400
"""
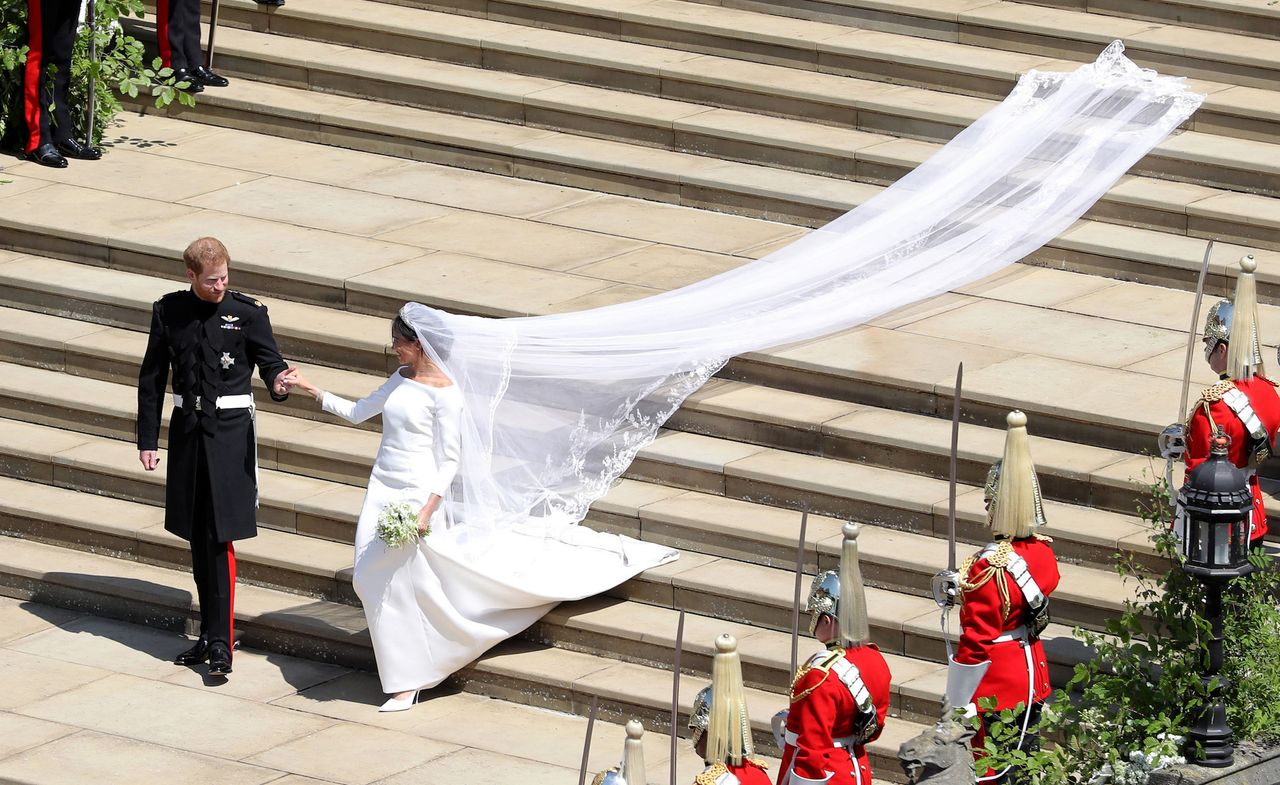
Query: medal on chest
220 352 236 370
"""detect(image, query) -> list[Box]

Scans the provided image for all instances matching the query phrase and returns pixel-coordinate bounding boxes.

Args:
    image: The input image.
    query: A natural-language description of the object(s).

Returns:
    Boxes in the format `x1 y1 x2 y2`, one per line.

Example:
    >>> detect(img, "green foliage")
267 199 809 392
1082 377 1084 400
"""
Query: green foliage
0 0 192 149
972 476 1280 784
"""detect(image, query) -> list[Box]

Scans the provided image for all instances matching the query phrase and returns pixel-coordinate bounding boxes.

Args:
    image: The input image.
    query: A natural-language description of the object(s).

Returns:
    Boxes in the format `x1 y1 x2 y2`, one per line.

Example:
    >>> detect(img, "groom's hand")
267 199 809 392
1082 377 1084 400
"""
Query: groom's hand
272 368 297 397
139 450 160 471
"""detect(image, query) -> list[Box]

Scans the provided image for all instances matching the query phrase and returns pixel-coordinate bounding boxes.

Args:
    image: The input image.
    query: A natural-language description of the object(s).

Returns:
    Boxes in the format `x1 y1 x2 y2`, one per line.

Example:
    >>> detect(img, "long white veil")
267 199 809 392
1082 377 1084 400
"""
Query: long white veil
403 42 1201 612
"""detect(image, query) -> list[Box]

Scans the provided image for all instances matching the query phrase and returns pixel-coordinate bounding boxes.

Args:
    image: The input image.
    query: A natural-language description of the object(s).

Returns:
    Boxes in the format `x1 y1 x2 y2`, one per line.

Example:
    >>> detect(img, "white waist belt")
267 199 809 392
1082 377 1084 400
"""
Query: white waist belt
172 393 254 411
170 393 260 509
992 625 1028 644
784 729 857 749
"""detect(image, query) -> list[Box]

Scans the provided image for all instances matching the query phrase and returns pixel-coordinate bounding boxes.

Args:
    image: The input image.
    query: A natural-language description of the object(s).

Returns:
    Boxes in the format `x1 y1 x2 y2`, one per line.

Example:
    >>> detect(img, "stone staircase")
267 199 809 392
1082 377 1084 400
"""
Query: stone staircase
3 0 1280 779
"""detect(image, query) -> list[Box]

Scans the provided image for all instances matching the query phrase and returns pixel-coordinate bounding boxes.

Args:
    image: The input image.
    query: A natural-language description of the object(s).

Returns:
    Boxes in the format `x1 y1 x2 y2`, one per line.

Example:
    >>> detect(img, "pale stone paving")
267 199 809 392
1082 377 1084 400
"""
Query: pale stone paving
0 597 771 785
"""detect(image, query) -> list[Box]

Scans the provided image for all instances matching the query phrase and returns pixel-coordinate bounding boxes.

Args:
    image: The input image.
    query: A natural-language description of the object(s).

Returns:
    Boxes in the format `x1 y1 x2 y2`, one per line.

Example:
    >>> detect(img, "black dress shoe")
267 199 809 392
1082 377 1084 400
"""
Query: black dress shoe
26 142 67 168
207 642 233 676
175 637 211 666
257 0 285 5
57 138 102 161
193 66 229 88
172 68 204 92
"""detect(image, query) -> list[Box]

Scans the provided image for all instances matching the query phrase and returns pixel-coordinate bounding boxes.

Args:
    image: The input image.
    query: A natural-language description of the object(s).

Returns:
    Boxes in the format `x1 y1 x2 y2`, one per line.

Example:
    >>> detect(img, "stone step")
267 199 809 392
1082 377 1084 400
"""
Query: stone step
0 532 929 777
0 349 1167 573
0 234 1253 460
0 396 1140 628
362 0 1280 93
153 21 1280 252
194 0 1280 188
0 302 1167 521
678 0 1280 74
0 472 1097 683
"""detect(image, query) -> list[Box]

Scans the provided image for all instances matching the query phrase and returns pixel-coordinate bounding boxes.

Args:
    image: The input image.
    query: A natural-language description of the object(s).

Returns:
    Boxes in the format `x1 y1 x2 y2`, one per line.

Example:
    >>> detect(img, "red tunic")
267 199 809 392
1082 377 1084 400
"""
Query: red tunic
778 644 892 785
695 760 773 785
955 537 1060 713
1185 375 1280 542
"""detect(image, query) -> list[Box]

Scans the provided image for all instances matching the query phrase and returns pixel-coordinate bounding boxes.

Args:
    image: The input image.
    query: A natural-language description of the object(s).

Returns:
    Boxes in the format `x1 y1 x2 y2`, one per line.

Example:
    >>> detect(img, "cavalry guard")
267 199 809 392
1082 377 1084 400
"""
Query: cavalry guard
136 237 291 677
776 523 892 785
1172 256 1280 547
592 719 647 785
687 635 771 785
947 411 1061 783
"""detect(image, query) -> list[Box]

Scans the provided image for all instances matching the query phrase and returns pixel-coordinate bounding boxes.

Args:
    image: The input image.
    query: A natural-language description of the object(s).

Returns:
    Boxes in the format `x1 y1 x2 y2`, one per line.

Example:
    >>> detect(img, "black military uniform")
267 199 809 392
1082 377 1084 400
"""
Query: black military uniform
137 288 288 666
22 0 101 167
156 0 228 90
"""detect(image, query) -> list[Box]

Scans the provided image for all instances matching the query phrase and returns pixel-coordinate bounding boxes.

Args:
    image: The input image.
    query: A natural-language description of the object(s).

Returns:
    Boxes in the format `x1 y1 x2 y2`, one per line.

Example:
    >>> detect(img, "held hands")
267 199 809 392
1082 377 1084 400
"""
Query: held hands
275 367 323 400
139 450 160 471
272 368 298 397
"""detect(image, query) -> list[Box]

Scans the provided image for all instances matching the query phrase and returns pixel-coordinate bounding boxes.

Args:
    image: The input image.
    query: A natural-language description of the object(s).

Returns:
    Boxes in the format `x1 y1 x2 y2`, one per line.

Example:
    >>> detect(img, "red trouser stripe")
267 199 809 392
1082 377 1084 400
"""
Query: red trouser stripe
156 0 172 67
22 0 44 153
227 541 236 645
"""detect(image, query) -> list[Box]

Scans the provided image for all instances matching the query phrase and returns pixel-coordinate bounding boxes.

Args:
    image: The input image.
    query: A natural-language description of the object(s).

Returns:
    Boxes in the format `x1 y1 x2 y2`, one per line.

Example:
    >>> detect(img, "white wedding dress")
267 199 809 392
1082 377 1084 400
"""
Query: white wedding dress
321 370 482 692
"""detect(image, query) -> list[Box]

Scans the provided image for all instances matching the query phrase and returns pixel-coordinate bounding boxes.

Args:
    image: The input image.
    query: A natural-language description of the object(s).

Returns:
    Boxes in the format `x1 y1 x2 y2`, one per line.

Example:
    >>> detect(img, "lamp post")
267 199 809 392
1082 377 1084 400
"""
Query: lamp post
1175 429 1254 767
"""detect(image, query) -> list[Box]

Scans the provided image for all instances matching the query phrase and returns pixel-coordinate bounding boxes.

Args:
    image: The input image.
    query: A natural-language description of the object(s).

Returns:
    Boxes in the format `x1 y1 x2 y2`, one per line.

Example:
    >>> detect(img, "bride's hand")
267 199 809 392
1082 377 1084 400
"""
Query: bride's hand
417 505 431 535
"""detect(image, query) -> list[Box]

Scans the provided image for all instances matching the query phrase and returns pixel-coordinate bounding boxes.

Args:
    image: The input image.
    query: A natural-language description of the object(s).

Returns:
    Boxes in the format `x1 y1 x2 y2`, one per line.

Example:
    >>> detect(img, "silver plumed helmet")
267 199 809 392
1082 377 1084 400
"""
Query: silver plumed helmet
1205 298 1233 344
805 570 840 635
688 685 712 745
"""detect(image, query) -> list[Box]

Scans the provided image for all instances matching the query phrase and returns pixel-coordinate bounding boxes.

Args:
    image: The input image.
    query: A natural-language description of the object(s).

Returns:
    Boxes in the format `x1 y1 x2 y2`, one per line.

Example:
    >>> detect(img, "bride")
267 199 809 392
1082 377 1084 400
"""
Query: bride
284 311 465 711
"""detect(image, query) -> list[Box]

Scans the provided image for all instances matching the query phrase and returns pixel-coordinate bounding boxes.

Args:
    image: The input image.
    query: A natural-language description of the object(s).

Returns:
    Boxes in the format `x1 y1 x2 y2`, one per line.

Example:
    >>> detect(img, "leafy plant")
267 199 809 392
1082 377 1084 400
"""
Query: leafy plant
0 0 192 150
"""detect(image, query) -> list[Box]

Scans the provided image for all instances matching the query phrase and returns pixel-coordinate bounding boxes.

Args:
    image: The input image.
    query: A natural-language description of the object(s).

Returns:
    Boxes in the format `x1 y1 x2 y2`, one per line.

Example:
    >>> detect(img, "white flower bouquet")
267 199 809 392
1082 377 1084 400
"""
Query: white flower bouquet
376 501 426 548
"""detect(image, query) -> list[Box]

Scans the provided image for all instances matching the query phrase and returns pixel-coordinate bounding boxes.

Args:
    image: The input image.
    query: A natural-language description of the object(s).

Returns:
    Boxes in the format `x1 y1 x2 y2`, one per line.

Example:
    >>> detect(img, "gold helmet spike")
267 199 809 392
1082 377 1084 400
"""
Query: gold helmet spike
989 411 1045 539
1226 255 1265 380
706 634 753 767
838 523 871 647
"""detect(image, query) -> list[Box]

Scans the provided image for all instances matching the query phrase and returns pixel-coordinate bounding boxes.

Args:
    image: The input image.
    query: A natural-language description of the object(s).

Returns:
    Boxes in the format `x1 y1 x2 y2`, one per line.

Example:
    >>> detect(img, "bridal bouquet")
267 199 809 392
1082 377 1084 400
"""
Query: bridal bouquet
376 501 426 548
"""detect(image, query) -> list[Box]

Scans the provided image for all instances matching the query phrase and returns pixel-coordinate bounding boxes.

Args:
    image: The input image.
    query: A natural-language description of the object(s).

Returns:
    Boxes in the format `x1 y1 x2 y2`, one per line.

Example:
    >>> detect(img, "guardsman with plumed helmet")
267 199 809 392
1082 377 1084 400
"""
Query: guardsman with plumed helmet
948 411 1061 783
1178 256 1280 547
687 635 771 785
775 524 892 785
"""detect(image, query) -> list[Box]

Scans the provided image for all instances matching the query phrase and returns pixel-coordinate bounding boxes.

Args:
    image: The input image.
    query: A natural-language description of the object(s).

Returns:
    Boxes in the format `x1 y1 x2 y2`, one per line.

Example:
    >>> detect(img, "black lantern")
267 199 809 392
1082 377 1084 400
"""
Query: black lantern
1175 429 1254 767
1177 431 1253 577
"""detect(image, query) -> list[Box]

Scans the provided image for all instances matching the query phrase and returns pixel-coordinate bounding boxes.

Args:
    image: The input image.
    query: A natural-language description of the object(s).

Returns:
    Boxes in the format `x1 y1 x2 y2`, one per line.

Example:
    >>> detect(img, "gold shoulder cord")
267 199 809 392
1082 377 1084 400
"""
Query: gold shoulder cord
957 541 1014 622
790 648 842 703
696 763 728 785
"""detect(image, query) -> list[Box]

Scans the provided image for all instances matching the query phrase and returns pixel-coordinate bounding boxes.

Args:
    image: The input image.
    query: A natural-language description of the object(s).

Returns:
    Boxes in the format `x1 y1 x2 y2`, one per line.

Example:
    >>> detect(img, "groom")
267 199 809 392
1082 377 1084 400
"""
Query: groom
136 237 292 677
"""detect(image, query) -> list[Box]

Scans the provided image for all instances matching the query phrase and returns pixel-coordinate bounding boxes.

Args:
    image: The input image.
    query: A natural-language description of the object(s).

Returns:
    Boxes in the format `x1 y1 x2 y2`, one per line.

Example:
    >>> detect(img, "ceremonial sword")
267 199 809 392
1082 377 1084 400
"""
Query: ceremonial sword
84 0 97 149
578 694 599 785
788 509 809 680
931 363 963 659
1160 240 1215 511
669 608 684 785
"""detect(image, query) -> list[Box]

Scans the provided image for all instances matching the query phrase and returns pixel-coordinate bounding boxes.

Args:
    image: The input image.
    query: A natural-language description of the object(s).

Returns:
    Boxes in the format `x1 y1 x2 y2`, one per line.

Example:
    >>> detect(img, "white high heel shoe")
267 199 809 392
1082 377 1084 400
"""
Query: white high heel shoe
378 690 421 713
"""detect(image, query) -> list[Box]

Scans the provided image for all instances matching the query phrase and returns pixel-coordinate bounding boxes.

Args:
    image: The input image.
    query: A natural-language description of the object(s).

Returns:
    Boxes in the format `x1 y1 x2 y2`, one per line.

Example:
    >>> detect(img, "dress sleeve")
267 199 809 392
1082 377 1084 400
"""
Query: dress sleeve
322 374 399 424
136 301 169 451
1185 403 1213 471
955 560 1004 666
245 303 290 402
427 388 463 498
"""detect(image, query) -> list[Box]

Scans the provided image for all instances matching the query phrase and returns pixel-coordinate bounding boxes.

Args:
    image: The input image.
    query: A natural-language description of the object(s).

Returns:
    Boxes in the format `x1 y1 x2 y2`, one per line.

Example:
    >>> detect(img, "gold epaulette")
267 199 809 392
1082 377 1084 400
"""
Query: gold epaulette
696 763 728 785
790 648 843 703
1033 532 1054 543
1198 380 1236 404
591 770 612 785
958 540 1015 620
